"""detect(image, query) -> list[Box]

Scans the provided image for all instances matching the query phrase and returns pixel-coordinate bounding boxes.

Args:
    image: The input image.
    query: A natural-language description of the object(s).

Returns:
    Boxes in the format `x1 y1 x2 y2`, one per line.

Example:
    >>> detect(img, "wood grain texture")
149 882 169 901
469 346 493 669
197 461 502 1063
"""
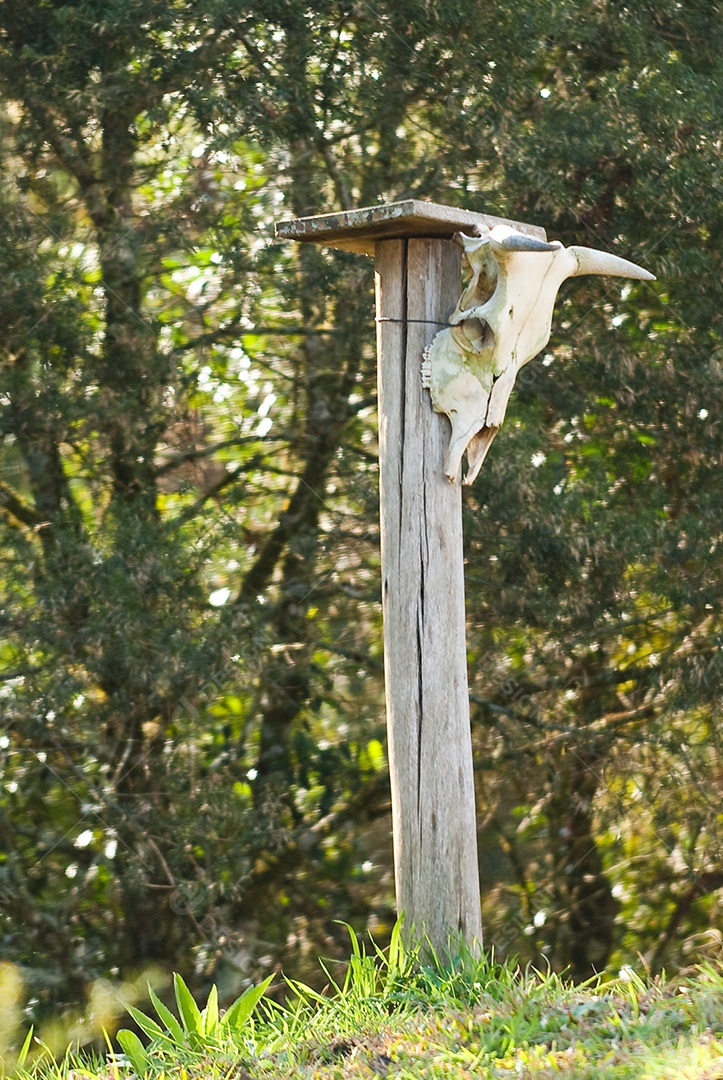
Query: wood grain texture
277 199 547 253
375 237 483 954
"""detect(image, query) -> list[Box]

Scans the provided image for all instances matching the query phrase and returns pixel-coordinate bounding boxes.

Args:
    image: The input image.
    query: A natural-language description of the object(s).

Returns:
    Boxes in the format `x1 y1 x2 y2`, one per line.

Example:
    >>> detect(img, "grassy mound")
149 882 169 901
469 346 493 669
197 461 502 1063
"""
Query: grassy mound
8 927 723 1079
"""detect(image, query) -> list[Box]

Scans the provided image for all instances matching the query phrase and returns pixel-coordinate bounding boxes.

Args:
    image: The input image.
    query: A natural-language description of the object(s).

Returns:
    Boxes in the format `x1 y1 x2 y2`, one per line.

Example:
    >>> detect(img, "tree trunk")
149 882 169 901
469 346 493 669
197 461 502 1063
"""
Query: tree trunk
547 746 618 980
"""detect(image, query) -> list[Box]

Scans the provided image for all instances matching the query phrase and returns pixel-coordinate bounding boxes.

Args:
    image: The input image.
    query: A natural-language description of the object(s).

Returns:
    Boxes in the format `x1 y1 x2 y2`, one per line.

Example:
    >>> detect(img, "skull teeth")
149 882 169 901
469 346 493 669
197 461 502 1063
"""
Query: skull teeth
421 349 432 388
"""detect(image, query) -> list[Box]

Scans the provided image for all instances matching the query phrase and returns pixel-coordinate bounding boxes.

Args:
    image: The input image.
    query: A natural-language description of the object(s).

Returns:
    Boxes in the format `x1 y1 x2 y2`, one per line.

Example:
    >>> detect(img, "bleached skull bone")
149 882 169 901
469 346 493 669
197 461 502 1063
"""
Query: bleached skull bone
422 225 655 485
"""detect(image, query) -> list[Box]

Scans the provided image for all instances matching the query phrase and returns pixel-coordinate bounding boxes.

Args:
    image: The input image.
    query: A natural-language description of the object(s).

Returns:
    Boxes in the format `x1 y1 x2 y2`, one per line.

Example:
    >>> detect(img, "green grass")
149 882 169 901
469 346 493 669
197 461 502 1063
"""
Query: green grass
6 925 723 1080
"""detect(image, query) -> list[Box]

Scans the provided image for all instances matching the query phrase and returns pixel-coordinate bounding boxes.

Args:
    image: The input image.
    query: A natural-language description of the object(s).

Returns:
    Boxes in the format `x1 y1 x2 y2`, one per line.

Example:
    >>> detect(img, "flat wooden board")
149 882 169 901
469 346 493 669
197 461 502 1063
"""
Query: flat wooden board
275 199 547 254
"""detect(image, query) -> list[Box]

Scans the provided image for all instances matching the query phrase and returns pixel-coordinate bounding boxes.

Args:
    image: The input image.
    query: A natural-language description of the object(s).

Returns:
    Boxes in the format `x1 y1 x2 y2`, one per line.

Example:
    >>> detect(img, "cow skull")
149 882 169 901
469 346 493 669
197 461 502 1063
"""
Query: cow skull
421 226 655 484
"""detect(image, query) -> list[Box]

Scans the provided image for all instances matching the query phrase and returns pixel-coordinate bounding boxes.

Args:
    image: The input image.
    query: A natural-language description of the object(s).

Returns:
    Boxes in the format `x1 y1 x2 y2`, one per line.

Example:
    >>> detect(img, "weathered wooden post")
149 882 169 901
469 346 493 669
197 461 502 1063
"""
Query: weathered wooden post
276 202 545 954
275 200 654 956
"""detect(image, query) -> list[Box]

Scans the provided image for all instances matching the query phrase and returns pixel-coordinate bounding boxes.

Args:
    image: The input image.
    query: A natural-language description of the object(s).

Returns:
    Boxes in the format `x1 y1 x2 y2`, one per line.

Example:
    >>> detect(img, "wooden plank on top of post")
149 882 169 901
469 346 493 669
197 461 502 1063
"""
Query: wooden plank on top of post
276 198 546 254
275 201 545 956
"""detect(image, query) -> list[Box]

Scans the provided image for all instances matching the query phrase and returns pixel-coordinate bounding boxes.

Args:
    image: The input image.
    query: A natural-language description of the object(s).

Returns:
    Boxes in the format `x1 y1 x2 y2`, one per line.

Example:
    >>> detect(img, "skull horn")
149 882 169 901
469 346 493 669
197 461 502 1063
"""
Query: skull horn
569 247 656 281
485 223 559 254
491 233 559 254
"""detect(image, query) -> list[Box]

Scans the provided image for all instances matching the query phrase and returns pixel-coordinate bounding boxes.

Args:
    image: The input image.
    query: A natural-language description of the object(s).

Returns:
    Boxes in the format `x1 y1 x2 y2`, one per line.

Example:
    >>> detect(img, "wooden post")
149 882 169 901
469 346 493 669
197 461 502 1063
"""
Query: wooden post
376 238 482 949
275 201 546 955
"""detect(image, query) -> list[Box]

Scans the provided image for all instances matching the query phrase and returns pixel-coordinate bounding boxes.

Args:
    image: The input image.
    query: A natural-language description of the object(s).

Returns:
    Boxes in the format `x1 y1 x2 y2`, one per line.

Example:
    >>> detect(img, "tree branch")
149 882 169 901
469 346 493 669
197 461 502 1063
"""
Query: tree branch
0 483 42 529
155 435 279 477
649 869 723 972
0 665 45 682
168 459 262 529
15 93 108 226
170 322 343 357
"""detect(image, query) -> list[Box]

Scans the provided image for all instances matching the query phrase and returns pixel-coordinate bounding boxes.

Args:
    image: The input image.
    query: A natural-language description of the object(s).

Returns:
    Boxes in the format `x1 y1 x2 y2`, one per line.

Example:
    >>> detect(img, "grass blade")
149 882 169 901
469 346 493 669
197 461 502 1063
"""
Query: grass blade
173 973 203 1036
221 974 274 1033
202 983 219 1036
117 1029 151 1074
345 923 362 959
123 1003 166 1042
388 916 403 976
283 976 328 1007
16 1026 34 1069
148 985 185 1043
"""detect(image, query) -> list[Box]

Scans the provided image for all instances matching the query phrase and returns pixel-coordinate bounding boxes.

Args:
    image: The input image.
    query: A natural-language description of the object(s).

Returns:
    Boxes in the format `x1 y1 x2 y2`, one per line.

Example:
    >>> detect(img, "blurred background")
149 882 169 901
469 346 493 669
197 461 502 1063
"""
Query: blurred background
0 0 722 1052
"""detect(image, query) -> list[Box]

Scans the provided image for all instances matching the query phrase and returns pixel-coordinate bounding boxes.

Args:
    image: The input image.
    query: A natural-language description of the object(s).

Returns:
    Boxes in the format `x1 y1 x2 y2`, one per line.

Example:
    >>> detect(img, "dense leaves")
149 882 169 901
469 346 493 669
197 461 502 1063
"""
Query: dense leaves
0 0 721 1031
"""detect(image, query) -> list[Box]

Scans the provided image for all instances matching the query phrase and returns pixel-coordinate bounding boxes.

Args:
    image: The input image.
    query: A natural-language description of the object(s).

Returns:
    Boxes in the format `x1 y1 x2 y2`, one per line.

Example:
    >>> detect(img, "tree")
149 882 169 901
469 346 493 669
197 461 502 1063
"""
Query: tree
0 0 387 1013
0 0 721 1026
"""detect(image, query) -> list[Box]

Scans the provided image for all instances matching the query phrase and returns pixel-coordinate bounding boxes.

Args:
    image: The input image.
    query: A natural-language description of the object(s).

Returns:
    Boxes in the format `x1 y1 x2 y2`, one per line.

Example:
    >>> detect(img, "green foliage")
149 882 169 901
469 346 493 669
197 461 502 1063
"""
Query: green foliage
113 970 275 1073
0 0 722 1032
